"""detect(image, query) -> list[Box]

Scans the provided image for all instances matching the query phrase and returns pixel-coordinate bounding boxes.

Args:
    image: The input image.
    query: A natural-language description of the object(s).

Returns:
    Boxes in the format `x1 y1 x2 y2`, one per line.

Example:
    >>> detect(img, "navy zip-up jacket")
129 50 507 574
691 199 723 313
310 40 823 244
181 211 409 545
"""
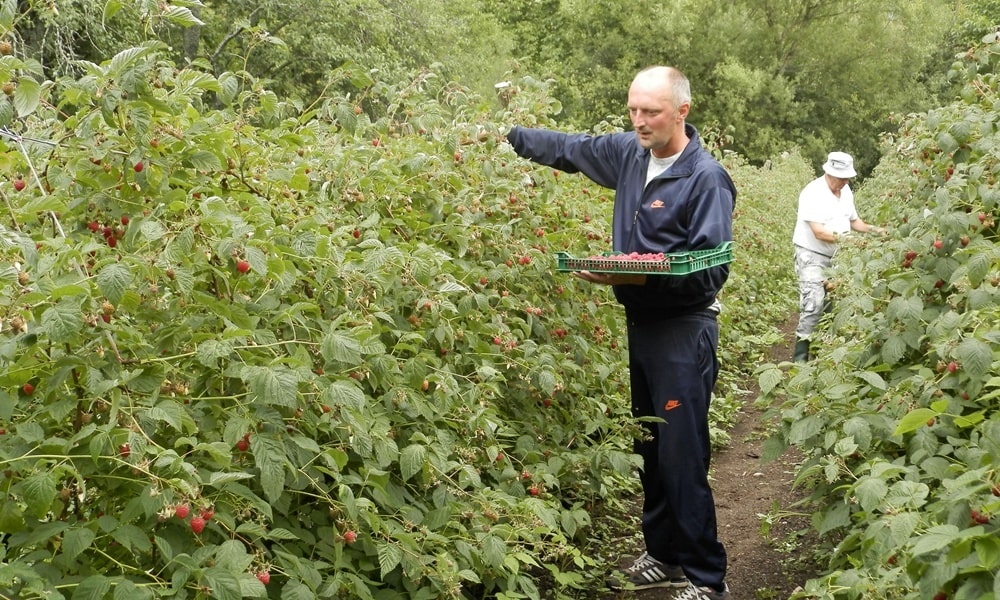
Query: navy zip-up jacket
507 123 735 321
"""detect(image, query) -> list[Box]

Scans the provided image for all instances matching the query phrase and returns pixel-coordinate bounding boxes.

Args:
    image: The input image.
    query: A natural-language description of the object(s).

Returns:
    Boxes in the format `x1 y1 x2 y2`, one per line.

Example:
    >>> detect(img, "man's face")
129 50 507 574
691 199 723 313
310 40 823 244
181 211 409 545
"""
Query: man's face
627 78 688 158
825 174 851 193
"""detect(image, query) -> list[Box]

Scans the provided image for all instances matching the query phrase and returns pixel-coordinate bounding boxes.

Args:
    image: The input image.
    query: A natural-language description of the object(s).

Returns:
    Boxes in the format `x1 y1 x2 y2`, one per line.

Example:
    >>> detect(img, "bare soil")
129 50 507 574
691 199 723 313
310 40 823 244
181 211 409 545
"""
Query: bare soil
593 319 820 600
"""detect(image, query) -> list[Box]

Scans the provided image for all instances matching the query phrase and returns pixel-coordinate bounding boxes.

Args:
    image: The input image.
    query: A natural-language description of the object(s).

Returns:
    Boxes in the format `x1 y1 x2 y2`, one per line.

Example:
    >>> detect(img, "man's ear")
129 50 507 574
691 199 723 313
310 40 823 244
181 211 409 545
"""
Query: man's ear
677 102 690 122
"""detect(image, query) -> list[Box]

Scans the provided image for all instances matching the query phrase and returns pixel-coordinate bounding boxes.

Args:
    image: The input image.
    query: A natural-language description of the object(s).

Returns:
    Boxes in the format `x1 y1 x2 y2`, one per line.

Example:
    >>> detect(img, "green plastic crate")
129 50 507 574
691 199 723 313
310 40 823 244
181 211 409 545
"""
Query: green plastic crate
554 241 733 275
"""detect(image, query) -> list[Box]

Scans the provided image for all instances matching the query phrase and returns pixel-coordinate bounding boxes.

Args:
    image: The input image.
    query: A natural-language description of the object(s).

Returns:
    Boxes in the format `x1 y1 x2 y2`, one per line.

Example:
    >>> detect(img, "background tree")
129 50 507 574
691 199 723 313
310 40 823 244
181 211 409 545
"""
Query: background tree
489 0 960 177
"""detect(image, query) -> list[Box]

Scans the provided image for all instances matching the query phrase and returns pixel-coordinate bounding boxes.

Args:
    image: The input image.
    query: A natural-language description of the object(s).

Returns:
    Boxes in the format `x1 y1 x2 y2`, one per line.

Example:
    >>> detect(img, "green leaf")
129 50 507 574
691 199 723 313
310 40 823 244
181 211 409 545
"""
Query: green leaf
320 331 362 364
41 299 83 342
138 219 167 242
147 399 194 432
400 444 426 481
881 334 908 365
71 574 112 600
855 370 886 391
911 524 961 556
197 339 235 367
320 381 365 410
263 528 300 541
757 366 783 395
187 150 222 172
251 435 286 503
954 338 991 379
96 263 133 305
788 414 823 444
0 499 25 533
537 369 556 396
12 75 40 117
214 540 254 572
201 567 242 600
113 579 154 600
481 534 506 568
894 408 938 435
854 477 888 512
62 527 96 562
244 365 299 408
977 533 1000 569
110 524 152 553
279 581 317 600
163 6 205 26
20 472 57 518
378 541 403 577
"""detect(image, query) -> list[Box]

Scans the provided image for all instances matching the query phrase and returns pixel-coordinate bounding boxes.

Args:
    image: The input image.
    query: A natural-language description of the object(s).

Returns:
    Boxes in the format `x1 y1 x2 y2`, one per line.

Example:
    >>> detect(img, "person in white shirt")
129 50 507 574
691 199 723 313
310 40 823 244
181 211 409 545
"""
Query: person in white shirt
791 151 883 362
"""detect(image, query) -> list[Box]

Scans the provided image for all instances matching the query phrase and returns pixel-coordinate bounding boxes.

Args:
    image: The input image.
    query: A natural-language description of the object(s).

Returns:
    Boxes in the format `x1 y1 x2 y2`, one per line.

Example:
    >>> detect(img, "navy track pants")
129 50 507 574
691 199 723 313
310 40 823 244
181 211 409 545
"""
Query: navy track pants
626 309 727 589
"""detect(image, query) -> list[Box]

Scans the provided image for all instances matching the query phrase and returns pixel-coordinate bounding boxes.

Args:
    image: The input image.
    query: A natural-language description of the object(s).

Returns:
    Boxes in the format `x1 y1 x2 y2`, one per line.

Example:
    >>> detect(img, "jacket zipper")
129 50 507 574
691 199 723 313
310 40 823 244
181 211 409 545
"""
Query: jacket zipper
626 209 639 252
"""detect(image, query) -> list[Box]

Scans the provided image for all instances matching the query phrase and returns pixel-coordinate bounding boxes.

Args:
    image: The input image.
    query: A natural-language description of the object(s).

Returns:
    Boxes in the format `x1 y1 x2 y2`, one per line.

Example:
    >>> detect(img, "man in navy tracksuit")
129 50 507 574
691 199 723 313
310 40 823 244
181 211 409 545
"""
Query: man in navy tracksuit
506 66 734 600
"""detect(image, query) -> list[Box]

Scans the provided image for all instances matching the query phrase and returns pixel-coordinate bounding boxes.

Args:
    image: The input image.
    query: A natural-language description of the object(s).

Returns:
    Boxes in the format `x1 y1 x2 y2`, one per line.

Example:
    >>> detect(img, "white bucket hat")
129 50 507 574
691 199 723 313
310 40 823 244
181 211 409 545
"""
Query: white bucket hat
822 151 856 178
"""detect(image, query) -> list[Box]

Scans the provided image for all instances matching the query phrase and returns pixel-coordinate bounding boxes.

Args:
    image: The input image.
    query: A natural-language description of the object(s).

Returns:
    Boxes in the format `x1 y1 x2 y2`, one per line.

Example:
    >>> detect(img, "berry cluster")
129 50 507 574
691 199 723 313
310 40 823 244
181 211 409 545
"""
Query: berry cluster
87 216 130 248
586 251 666 262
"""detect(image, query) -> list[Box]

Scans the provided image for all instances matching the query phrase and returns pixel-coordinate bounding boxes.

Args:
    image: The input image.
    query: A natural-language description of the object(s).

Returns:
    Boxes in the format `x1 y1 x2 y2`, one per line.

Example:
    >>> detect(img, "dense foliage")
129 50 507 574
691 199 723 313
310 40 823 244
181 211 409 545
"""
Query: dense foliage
11 0 1000 178
0 17 804 600
760 31 1000 600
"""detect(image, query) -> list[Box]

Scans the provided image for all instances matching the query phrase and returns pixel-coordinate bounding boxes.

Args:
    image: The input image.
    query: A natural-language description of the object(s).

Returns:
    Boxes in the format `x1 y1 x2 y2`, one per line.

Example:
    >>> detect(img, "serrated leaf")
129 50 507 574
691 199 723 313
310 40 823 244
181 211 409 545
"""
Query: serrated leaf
320 381 366 410
243 365 299 408
320 331 362 364
139 219 167 242
378 542 403 577
263 527 300 540
0 94 12 126
400 444 426 481
537 369 556 396
207 471 254 485
912 524 961 556
279 581 317 600
96 263 133 305
201 567 242 600
886 295 922 324
0 498 25 533
146 400 193 433
965 250 992 287
186 150 222 172
854 477 888 512
110 524 151 553
41 299 83 342
163 5 204 26
481 534 506 568
881 334 908 365
894 407 938 435
217 72 240 105
251 435 286 503
214 540 254 572
20 472 57 518
71 574 112 600
855 370 886 391
62 527 96 562
114 579 153 600
13 76 40 117
438 281 467 293
108 43 160 78
954 338 991 379
788 414 823 445
758 366 783 395
197 339 235 367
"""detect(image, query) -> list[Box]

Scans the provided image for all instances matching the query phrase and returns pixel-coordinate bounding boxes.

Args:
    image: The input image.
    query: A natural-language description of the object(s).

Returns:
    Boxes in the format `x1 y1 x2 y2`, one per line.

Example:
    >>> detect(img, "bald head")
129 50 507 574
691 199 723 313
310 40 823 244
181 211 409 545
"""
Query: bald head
628 66 691 158
632 66 691 110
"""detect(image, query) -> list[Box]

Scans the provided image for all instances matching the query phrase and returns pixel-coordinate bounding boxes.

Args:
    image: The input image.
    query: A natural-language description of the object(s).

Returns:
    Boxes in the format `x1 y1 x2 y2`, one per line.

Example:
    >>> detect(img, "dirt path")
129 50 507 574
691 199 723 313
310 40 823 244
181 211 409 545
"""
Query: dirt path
598 320 817 600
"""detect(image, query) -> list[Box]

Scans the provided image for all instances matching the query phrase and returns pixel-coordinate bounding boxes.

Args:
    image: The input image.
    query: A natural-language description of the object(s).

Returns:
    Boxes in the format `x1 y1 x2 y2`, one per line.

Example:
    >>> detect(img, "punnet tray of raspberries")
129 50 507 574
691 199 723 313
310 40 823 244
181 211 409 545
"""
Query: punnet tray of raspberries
554 241 733 275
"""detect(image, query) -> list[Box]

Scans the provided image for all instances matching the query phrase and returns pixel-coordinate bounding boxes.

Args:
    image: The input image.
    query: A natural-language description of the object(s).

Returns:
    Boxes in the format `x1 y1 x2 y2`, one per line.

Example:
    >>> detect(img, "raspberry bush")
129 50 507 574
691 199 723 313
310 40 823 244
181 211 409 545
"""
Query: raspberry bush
0 16 807 600
760 32 1000 600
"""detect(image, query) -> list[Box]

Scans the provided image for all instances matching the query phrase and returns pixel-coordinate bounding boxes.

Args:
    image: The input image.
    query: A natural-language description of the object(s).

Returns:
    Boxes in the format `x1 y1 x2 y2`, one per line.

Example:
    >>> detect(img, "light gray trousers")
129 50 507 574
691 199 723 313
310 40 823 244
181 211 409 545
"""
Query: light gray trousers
794 245 832 340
